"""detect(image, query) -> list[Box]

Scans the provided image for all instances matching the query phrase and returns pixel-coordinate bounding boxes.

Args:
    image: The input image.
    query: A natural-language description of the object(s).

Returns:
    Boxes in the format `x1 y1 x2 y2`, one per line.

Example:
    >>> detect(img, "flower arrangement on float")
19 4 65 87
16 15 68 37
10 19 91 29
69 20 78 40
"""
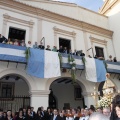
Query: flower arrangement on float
98 96 113 108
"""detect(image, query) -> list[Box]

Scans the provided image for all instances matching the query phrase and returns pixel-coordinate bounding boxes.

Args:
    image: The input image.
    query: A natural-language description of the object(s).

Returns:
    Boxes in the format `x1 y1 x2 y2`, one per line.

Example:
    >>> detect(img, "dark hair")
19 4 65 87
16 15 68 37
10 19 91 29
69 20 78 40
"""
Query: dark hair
110 94 120 120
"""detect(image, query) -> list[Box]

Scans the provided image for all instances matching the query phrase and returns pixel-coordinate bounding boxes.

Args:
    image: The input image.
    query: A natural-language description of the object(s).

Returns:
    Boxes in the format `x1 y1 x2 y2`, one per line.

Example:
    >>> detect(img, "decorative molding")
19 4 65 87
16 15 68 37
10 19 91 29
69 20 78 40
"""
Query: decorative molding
99 0 119 15
29 90 50 97
53 26 76 37
0 0 113 39
3 13 34 27
90 36 108 46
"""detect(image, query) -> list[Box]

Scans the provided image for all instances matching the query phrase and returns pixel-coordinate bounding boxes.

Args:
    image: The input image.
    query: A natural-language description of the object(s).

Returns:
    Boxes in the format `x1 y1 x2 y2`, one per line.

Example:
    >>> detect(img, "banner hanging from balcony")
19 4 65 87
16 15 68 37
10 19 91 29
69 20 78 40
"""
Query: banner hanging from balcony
85 57 106 82
0 44 26 62
27 49 61 78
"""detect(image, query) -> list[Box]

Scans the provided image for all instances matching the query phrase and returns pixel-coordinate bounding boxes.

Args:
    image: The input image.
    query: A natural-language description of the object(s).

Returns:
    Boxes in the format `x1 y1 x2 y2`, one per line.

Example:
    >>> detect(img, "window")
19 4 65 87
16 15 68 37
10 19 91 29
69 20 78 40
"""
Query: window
0 82 14 97
95 46 104 57
8 27 26 42
74 86 82 100
59 38 71 53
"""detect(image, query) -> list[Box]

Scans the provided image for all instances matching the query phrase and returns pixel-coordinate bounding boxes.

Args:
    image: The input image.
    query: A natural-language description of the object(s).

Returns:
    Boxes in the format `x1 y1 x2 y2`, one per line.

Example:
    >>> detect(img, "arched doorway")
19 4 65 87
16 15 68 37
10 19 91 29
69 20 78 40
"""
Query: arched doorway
0 74 30 112
49 77 84 109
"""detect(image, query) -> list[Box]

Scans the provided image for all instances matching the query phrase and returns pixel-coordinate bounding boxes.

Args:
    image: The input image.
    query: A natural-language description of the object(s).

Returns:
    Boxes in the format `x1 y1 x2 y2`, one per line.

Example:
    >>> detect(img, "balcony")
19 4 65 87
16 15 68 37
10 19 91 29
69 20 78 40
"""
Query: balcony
0 43 120 75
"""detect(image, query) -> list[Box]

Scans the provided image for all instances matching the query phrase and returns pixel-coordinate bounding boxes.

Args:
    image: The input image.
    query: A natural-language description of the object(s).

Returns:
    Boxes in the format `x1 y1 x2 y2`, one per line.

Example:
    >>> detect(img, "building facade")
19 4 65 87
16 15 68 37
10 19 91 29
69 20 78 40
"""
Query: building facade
0 0 120 111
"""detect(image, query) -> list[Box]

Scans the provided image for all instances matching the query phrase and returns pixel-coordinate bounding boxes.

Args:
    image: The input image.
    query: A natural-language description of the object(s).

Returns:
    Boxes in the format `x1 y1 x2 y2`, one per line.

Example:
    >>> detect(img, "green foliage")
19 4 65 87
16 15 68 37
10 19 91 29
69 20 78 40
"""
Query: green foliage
58 53 62 67
25 47 31 60
68 54 76 83
82 57 86 65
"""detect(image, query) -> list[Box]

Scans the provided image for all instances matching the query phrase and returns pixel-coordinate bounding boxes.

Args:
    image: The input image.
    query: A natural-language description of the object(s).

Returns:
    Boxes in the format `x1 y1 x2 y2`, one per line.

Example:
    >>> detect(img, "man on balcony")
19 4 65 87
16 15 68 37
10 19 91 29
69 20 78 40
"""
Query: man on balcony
0 34 3 43
38 41 44 49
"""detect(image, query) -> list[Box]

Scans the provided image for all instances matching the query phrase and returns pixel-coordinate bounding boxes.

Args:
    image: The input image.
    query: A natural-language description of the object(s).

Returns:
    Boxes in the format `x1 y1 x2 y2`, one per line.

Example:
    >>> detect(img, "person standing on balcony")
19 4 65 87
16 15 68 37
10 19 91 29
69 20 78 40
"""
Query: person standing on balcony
52 46 57 52
0 34 3 43
113 57 117 62
33 42 38 49
27 41 32 48
46 45 51 51
73 50 78 56
80 50 85 57
108 55 112 62
63 47 67 54
20 40 26 47
59 46 64 53
7 38 13 45
38 41 44 50
13 39 19 46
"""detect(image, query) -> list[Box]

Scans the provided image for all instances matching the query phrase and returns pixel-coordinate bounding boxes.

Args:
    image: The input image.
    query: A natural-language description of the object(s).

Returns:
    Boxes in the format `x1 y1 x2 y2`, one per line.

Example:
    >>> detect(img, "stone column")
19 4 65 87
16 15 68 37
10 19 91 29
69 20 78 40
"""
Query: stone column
2 14 10 36
82 92 95 108
37 18 42 43
83 30 89 56
30 90 50 112
29 20 34 44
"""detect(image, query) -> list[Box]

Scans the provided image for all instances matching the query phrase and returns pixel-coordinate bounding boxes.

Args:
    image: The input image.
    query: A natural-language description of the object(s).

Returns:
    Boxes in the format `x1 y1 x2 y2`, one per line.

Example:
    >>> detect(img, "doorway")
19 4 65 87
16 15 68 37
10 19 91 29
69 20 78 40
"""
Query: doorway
8 27 26 42
59 38 71 53
49 77 84 109
95 46 104 57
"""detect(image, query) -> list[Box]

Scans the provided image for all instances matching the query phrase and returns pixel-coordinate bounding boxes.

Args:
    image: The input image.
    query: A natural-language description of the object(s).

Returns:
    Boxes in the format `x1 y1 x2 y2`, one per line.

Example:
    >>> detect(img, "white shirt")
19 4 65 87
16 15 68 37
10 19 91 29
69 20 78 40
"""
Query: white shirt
79 116 89 120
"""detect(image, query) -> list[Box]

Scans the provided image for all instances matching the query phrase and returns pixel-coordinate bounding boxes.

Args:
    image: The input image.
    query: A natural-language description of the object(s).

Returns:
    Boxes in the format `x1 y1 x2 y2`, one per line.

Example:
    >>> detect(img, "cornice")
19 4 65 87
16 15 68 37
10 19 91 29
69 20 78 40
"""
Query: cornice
3 13 34 27
0 0 113 39
99 0 119 15
53 26 76 37
90 36 108 46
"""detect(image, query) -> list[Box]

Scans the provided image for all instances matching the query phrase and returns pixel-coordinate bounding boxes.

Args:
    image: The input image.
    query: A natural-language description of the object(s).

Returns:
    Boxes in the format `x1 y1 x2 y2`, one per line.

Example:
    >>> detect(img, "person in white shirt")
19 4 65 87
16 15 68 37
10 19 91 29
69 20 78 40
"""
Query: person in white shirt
79 109 89 120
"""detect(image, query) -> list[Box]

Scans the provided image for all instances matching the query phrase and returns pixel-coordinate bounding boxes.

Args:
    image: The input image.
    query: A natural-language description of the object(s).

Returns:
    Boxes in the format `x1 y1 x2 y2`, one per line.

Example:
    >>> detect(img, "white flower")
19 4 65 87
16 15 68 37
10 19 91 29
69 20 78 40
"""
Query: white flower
72 61 76 64
72 67 76 70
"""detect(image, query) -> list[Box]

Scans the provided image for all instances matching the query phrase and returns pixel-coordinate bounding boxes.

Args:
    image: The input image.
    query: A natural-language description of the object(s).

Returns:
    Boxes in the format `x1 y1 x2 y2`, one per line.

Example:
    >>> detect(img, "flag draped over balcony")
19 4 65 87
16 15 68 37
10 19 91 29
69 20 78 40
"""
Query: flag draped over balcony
27 49 61 78
85 57 106 82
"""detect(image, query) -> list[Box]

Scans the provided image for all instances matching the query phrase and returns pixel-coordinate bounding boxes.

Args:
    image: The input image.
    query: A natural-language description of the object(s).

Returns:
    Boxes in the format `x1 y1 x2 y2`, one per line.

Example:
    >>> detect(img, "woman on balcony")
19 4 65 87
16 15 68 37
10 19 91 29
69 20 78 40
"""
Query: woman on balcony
7 38 13 45
13 39 19 46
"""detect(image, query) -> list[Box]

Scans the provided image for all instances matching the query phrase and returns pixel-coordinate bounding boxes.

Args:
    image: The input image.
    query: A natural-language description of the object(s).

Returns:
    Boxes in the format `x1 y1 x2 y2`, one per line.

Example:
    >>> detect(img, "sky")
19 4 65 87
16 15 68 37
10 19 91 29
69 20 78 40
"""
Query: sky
53 0 104 12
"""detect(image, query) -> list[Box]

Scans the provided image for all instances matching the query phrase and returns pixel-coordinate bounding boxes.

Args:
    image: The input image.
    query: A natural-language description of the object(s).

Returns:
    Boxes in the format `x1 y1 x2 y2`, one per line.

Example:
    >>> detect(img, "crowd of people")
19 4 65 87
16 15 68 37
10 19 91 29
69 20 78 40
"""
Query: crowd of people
0 34 118 61
0 94 120 120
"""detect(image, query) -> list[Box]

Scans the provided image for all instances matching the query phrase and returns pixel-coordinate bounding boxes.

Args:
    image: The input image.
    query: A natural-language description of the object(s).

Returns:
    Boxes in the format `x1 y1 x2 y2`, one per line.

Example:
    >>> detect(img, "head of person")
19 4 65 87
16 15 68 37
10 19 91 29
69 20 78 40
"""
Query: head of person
71 109 77 115
31 107 34 112
67 109 71 114
47 45 50 48
89 105 95 115
103 107 110 117
0 34 1 37
3 112 7 117
28 41 31 45
89 112 109 120
53 109 58 116
35 42 37 45
37 109 41 115
19 110 23 117
109 55 112 59
7 110 12 117
27 107 31 115
115 102 120 118
84 108 89 116
60 46 62 48
96 107 103 113
41 106 44 111
23 108 26 113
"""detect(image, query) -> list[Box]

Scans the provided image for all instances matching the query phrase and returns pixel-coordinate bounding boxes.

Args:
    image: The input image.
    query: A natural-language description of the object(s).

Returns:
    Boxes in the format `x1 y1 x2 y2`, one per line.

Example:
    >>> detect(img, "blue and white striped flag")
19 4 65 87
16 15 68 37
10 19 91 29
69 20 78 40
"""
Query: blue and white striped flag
27 49 61 78
85 57 106 82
